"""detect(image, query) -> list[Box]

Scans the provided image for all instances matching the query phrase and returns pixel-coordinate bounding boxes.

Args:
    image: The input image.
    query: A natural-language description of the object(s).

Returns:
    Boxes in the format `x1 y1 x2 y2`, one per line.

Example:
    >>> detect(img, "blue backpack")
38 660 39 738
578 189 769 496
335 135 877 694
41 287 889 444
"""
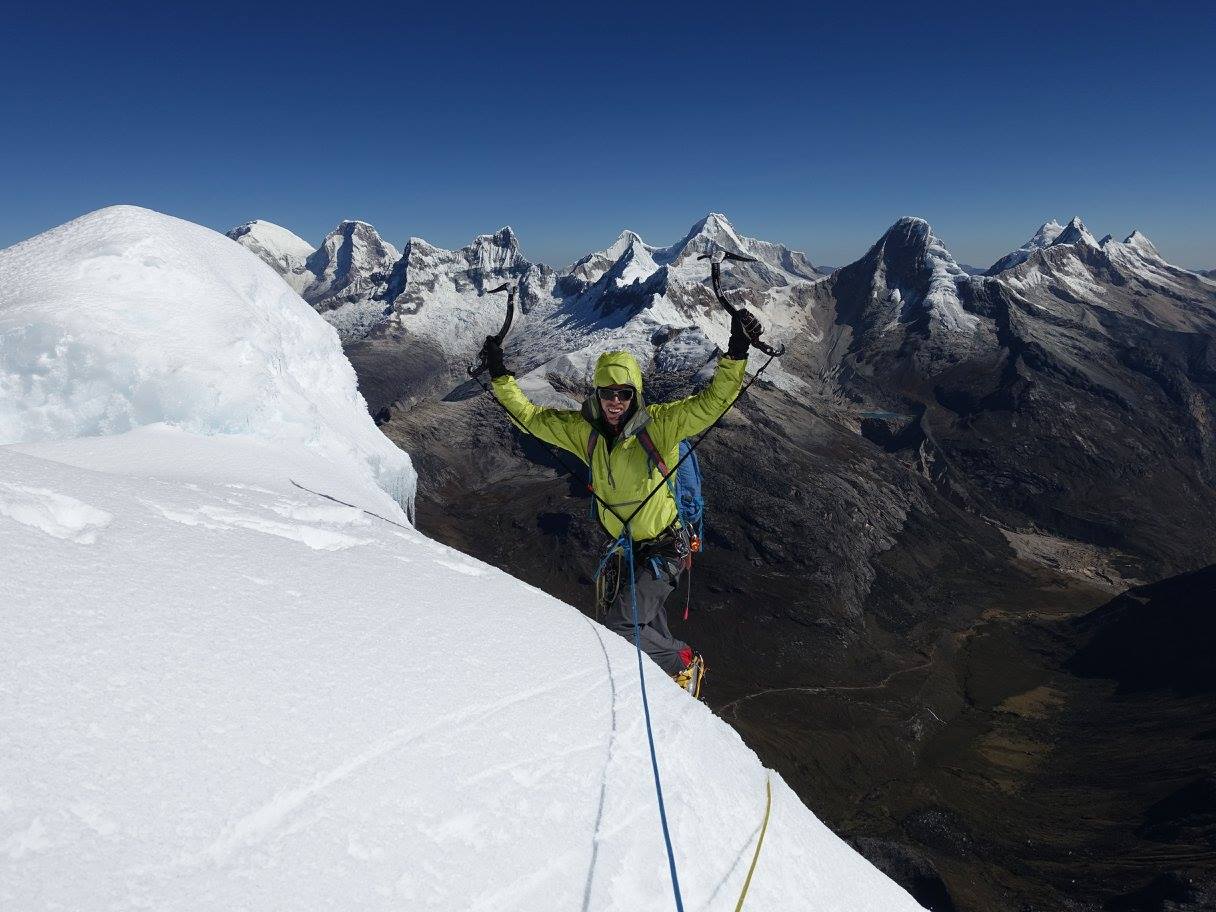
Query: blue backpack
585 428 706 550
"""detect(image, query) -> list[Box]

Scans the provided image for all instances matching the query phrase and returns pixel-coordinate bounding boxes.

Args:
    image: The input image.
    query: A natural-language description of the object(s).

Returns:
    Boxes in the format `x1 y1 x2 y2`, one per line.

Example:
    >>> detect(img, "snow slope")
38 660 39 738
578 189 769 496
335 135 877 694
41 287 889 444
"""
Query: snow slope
0 207 924 911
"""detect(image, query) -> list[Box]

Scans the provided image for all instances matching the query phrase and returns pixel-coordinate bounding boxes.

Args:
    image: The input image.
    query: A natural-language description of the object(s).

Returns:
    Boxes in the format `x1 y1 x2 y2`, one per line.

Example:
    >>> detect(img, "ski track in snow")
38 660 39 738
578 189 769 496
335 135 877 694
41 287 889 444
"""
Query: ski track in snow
0 482 112 543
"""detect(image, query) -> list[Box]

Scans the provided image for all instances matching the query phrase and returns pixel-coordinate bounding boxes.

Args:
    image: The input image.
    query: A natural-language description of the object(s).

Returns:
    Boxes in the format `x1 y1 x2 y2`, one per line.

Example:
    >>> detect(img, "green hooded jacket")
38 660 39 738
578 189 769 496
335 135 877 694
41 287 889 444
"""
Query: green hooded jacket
491 352 748 541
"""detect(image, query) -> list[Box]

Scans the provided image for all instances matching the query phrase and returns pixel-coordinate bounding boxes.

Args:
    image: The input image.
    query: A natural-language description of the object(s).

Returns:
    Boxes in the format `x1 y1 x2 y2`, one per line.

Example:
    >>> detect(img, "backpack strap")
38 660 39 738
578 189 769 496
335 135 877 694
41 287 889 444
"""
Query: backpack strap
584 429 600 520
637 427 686 531
635 427 670 477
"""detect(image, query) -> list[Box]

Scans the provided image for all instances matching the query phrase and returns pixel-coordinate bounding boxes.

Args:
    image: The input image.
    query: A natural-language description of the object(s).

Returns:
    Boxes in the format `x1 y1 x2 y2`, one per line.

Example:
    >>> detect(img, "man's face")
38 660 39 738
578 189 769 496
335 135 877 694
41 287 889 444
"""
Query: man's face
597 385 634 426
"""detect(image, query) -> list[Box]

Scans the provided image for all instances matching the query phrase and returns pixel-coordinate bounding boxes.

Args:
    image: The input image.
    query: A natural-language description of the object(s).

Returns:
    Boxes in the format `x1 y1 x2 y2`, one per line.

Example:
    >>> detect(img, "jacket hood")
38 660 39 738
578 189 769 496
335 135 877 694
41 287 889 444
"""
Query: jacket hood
593 351 644 397
581 350 650 436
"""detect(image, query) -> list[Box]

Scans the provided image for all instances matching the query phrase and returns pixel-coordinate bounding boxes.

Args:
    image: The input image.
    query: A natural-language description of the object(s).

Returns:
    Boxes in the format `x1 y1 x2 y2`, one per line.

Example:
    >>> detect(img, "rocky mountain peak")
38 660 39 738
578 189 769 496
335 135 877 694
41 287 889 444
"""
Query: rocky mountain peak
987 219 1067 275
1029 219 1065 247
464 226 526 273
566 230 655 283
225 219 315 275
1122 229 1161 260
885 216 933 246
1052 216 1099 249
306 220 398 274
837 218 976 333
656 212 749 265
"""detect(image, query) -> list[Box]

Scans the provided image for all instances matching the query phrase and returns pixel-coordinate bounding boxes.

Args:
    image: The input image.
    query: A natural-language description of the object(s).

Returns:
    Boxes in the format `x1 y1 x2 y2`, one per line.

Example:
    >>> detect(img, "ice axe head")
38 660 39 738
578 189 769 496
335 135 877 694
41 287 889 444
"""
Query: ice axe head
480 282 517 342
467 282 517 376
696 245 759 265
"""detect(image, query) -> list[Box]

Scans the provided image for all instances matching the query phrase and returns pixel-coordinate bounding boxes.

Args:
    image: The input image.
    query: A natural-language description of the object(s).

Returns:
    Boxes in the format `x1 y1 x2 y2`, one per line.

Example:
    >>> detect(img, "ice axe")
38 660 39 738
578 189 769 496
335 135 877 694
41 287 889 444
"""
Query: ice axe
696 248 786 357
467 283 517 377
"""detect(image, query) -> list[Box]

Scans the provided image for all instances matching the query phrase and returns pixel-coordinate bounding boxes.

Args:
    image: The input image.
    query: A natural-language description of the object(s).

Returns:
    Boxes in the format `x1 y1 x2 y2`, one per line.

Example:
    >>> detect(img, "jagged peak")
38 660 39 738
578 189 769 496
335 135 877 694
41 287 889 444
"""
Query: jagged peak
460 226 527 272
1122 229 1161 259
655 212 748 265
985 219 1068 274
689 212 736 236
1052 216 1098 248
1028 219 1064 247
403 236 449 257
875 217 935 252
861 218 965 278
470 226 518 248
326 219 382 237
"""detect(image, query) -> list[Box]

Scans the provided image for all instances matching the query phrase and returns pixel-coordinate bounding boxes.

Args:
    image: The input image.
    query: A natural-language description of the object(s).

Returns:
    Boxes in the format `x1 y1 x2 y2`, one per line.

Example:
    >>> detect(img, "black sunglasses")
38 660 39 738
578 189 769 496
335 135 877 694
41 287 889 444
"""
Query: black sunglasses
597 386 635 402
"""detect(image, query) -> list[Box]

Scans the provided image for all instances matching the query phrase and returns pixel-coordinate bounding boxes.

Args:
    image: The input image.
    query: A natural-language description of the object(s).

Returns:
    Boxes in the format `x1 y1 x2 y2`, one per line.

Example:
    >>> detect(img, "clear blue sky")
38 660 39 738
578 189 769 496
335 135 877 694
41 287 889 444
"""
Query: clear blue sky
3 0 1213 269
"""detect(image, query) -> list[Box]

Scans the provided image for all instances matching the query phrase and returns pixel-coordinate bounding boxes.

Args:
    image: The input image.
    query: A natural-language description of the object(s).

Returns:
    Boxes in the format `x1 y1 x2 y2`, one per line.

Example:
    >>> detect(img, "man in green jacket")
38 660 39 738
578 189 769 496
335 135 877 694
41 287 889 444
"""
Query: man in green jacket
480 309 763 697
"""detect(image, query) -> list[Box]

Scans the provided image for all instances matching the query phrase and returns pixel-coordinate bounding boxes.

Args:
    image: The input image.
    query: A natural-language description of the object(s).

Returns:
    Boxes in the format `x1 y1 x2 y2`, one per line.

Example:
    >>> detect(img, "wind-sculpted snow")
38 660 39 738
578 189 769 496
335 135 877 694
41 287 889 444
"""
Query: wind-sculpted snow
0 205 416 515
0 427 925 912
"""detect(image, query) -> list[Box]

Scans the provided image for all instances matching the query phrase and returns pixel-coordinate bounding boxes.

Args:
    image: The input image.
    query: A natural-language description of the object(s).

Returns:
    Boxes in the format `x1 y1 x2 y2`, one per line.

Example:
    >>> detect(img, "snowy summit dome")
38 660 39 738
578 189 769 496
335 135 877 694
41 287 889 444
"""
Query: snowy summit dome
0 205 415 512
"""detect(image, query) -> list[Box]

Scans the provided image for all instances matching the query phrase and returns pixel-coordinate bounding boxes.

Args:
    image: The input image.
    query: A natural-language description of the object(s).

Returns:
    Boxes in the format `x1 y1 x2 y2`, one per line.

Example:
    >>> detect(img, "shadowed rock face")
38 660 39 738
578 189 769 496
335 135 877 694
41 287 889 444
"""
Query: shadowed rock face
1068 565 1216 695
249 212 1216 911
794 218 1216 581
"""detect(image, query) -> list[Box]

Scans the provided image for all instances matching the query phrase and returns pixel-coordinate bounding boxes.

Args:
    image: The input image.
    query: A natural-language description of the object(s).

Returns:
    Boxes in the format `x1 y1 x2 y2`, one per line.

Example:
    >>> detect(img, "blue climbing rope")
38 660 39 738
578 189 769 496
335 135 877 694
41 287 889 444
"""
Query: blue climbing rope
616 529 686 912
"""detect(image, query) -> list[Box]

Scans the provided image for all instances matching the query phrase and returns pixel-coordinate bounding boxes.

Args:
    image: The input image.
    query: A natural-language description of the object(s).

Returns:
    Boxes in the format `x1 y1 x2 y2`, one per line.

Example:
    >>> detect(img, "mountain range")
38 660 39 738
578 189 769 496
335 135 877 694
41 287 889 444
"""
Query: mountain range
229 210 1216 580
230 210 1216 911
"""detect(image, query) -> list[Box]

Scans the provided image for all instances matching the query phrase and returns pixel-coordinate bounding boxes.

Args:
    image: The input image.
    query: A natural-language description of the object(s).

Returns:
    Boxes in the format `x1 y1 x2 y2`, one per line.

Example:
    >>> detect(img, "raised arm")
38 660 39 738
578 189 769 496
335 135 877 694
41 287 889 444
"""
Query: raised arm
647 355 748 446
491 375 590 459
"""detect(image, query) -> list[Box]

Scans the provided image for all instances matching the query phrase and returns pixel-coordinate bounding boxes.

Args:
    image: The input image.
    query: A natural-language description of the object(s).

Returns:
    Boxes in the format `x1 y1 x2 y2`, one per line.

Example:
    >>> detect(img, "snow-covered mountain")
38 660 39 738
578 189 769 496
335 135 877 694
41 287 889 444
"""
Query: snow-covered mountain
797 216 988 390
301 220 399 339
986 218 1064 274
996 219 1215 332
1 204 926 911
226 219 315 289
233 212 824 392
227 219 400 343
567 230 655 282
379 227 538 347
788 210 1216 575
529 213 823 397
3 206 414 509
309 213 822 414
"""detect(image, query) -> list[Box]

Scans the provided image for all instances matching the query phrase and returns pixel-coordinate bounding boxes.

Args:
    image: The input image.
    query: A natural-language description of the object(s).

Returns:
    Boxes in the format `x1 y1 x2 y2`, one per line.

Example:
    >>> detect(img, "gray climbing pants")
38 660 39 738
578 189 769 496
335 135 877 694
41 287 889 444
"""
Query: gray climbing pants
598 534 689 675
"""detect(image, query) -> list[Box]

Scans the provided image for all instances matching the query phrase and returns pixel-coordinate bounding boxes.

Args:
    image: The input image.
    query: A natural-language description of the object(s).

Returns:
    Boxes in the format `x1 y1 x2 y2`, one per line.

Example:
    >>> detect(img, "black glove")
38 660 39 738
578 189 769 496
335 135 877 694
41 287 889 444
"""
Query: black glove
727 308 763 359
480 336 509 379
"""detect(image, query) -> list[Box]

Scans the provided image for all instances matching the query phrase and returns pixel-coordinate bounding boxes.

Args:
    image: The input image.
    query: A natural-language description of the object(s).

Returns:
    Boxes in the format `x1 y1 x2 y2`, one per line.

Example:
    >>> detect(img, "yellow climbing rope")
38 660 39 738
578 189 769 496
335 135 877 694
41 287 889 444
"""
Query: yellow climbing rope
734 776 773 911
